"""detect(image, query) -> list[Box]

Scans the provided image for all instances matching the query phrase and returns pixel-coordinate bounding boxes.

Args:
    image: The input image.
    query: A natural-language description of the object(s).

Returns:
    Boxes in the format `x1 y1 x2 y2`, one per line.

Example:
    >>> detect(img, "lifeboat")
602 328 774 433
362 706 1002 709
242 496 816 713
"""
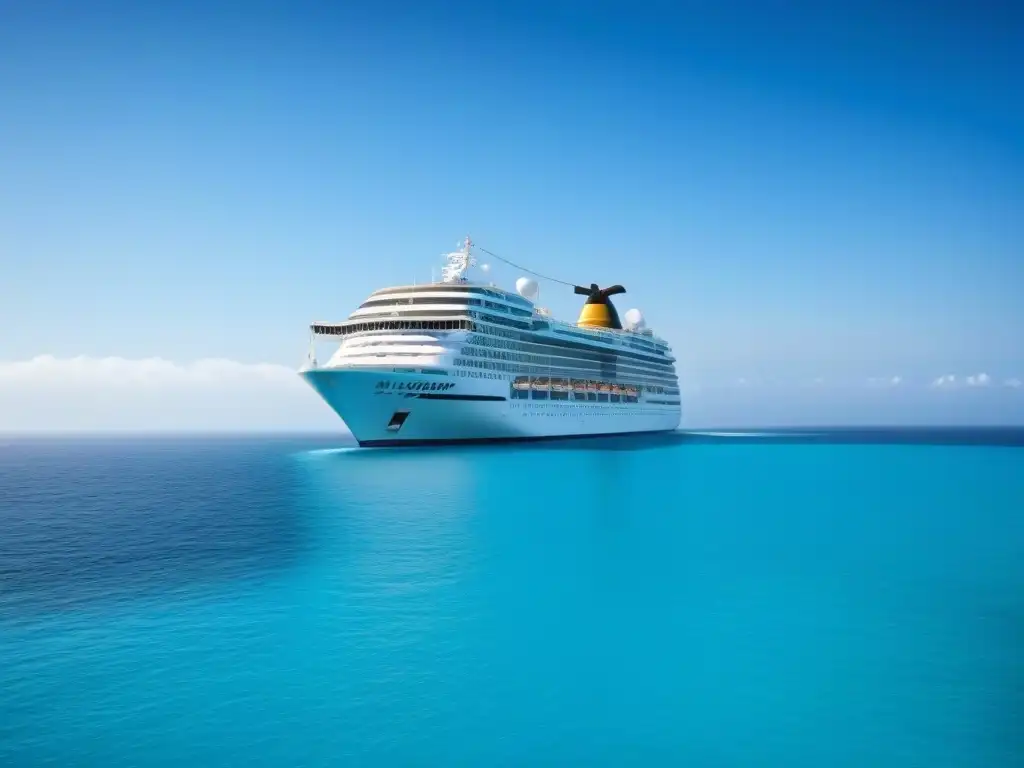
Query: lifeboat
531 378 551 391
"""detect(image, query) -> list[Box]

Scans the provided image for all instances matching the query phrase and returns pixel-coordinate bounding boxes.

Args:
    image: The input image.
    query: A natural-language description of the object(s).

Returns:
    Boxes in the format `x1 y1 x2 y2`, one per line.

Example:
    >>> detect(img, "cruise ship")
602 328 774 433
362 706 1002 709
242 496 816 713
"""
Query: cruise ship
299 238 682 446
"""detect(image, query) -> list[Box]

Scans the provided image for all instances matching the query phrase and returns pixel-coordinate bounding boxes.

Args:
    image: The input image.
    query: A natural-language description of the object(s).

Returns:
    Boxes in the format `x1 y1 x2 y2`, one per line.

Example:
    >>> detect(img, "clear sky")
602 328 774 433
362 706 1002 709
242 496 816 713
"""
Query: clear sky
1 0 1022 430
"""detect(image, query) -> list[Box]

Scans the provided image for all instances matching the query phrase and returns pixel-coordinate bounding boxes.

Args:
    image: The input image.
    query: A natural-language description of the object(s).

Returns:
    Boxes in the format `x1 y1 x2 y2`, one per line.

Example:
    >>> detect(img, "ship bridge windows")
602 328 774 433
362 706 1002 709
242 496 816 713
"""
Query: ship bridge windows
352 309 477 322
359 296 480 309
357 297 532 322
367 284 534 307
313 319 474 336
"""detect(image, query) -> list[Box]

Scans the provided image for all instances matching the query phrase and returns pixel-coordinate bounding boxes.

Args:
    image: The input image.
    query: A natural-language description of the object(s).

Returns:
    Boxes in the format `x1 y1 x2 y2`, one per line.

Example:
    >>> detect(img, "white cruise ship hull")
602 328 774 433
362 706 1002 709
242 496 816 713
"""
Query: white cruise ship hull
301 368 681 447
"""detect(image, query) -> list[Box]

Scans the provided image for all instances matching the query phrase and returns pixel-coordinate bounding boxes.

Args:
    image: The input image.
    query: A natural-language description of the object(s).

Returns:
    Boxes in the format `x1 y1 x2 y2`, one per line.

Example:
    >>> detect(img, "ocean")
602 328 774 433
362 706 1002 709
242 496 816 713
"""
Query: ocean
1 430 1022 766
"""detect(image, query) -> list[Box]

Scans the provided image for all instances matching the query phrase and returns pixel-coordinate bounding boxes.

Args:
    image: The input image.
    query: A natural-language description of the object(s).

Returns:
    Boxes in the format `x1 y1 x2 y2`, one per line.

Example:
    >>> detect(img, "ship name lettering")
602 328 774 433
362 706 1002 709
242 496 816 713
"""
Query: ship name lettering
375 380 454 392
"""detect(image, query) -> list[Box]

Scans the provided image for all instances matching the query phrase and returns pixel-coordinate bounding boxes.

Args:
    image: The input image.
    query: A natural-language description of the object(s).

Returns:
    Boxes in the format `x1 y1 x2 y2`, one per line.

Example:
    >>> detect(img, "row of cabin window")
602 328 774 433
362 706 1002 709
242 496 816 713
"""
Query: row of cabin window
463 334 677 377
554 327 664 354
460 343 677 383
331 320 675 373
514 376 673 395
511 389 640 403
455 358 675 395
469 323 674 366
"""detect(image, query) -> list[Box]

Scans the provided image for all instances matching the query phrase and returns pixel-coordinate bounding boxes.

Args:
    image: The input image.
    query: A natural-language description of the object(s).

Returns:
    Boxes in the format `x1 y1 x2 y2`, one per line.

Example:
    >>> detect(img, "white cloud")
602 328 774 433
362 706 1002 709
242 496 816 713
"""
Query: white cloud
0 355 299 387
927 372 1022 391
866 375 903 388
0 355 341 432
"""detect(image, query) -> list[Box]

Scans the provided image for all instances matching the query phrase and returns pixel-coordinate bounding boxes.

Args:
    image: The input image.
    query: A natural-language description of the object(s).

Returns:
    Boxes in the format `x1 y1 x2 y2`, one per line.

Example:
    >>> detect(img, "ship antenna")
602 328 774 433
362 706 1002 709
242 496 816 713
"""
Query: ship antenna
440 235 476 283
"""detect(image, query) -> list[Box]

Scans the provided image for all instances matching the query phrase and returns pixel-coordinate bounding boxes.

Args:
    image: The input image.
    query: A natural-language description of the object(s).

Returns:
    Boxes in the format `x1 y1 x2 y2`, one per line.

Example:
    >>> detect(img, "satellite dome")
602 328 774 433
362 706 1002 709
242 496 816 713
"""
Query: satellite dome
516 277 539 301
624 308 646 330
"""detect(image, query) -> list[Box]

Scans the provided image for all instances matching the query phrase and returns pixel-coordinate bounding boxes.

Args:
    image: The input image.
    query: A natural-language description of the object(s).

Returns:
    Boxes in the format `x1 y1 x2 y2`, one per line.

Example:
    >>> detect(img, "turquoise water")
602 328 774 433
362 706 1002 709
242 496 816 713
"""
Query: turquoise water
1 431 1022 765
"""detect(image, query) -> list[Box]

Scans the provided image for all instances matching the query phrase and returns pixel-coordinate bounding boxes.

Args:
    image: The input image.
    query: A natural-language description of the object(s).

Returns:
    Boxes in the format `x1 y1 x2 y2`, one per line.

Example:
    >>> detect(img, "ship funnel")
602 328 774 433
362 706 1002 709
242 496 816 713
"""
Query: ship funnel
574 283 626 329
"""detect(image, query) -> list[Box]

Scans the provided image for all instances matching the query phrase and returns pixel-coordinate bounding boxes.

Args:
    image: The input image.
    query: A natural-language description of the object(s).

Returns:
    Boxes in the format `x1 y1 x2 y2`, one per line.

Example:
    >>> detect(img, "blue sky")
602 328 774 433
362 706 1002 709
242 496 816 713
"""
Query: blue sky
1 0 1022 429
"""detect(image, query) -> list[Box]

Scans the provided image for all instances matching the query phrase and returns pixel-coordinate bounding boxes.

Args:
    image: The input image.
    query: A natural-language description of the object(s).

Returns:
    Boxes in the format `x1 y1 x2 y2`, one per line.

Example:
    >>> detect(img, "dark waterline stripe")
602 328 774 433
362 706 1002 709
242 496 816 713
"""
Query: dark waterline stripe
358 428 677 448
415 393 507 402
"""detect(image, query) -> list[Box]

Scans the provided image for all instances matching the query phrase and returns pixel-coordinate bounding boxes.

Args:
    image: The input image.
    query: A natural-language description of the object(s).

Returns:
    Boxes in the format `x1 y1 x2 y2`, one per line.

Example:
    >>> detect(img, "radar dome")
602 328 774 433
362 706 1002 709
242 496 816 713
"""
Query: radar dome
624 308 646 330
516 277 539 301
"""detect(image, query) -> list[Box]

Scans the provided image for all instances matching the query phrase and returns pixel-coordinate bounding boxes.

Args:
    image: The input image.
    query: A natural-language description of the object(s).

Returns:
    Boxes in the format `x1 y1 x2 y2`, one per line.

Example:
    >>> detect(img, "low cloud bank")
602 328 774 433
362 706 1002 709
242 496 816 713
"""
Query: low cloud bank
0 355 336 432
1 356 1021 432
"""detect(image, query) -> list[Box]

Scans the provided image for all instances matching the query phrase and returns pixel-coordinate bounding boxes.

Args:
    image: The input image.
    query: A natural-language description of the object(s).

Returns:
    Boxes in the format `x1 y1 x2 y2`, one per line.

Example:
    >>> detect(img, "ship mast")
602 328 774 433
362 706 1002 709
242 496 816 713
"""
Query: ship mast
441 235 476 283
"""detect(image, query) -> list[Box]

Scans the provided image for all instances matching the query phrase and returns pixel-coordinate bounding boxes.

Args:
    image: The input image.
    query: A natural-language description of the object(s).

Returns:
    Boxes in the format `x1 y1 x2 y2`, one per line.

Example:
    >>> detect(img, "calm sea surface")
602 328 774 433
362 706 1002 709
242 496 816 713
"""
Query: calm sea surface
1 430 1022 766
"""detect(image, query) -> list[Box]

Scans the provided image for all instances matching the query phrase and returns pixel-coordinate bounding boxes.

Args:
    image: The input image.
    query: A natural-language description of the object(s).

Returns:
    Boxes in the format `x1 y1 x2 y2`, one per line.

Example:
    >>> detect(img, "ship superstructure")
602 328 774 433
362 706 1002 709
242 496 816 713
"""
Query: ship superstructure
300 237 681 446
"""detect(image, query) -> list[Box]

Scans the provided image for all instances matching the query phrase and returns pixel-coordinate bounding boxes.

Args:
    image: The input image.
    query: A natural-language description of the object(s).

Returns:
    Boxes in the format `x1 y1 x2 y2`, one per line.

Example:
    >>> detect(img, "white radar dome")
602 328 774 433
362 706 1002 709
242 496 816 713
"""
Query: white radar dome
624 308 646 330
516 277 540 301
